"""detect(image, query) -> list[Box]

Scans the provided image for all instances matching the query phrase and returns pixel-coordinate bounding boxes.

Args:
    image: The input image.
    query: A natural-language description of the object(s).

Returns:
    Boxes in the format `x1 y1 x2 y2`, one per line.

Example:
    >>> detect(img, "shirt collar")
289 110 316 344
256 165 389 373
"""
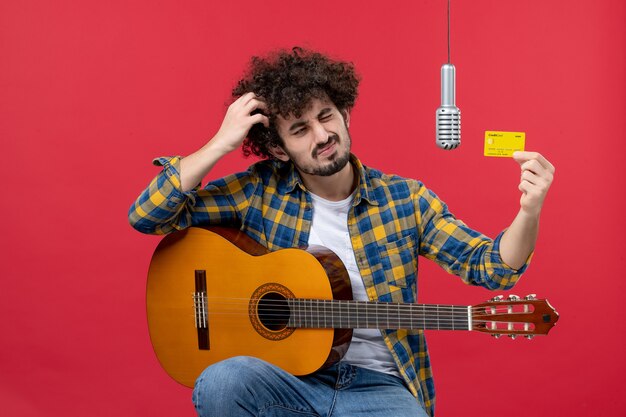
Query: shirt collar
350 154 379 206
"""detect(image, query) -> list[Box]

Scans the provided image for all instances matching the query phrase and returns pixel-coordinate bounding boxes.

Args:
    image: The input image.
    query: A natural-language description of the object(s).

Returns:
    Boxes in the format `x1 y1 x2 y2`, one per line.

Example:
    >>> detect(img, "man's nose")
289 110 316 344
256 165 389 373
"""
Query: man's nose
311 121 330 144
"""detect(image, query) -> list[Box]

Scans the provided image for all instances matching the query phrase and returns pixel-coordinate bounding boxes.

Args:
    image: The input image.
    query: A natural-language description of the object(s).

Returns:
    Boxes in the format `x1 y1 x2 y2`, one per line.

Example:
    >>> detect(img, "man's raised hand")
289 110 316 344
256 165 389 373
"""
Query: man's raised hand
211 92 269 155
512 151 555 218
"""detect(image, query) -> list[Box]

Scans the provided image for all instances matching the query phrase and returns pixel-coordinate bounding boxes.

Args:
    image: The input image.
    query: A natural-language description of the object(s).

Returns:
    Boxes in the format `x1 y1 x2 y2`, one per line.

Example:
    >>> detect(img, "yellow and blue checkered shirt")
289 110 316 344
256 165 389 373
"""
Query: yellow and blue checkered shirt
129 154 529 416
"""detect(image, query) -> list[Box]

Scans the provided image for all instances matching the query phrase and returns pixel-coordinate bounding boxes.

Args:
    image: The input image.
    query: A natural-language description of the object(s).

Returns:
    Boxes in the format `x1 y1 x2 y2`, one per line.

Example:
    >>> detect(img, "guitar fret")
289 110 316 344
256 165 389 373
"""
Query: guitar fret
336 300 340 328
451 304 454 330
316 299 319 329
337 301 341 327
327 300 330 328
325 300 330 328
319 299 323 328
395 304 399 328
287 299 292 327
384 302 388 328
436 304 440 330
359 302 363 327
373 302 377 328
361 301 366 328
346 301 351 328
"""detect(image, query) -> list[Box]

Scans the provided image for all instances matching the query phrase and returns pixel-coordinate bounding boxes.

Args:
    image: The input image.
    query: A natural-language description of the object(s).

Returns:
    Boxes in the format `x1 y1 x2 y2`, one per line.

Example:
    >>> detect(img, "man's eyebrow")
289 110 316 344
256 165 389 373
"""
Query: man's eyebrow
318 107 333 117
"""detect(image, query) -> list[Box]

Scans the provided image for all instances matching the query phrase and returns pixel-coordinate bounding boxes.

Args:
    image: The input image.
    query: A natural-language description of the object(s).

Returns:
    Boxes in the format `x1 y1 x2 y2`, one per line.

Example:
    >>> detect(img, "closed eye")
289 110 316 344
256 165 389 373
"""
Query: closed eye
293 126 307 135
318 109 333 122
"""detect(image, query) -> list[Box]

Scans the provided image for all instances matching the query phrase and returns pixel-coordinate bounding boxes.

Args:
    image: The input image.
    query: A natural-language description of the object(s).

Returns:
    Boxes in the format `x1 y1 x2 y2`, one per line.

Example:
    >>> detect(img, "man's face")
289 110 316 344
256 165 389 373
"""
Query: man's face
272 97 351 177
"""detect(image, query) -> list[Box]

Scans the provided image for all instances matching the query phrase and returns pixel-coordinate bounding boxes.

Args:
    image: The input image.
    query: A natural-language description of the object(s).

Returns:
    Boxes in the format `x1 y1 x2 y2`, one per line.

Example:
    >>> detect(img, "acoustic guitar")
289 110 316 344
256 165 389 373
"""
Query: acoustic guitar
146 227 558 387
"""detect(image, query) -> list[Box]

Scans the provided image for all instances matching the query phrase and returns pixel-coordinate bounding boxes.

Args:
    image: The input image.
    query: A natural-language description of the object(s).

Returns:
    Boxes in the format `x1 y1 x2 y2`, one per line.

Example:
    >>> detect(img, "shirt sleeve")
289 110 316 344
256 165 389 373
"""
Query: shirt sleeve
414 181 532 290
128 156 258 235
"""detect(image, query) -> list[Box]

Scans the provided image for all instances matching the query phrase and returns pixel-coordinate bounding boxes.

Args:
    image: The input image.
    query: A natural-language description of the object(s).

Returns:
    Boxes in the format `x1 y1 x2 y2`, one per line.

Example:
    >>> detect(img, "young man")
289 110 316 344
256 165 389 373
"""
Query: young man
129 47 554 417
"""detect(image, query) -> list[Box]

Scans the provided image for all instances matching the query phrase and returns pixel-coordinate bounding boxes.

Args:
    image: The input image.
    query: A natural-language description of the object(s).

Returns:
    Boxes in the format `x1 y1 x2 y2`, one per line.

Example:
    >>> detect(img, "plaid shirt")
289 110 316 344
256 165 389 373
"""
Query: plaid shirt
129 154 529 416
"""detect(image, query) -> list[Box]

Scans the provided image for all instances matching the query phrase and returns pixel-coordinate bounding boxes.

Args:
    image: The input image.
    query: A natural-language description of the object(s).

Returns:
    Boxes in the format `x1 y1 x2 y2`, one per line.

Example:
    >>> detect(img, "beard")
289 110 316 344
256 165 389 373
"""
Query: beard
288 131 352 177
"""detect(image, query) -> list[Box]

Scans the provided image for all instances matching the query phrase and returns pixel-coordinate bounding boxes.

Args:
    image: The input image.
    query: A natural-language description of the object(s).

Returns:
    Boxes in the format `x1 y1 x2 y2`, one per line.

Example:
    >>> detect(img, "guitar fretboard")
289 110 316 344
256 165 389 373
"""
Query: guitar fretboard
286 299 471 330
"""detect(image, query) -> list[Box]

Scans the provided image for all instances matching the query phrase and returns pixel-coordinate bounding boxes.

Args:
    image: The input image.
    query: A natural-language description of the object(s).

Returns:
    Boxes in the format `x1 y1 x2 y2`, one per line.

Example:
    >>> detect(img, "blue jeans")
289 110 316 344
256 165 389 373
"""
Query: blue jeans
192 356 429 417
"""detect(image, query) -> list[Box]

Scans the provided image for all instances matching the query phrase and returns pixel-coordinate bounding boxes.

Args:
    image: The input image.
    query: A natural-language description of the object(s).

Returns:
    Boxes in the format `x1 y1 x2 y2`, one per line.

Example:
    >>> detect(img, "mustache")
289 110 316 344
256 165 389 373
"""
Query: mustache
312 135 339 158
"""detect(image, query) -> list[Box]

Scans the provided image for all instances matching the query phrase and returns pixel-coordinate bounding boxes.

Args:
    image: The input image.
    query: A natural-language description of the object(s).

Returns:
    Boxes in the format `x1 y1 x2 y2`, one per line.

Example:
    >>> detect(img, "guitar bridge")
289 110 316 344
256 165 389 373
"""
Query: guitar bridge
194 270 209 350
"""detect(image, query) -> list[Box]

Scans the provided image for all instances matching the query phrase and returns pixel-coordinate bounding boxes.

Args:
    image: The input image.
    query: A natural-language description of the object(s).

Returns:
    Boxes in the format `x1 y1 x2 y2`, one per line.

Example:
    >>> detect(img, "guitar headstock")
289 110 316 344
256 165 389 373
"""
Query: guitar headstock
472 294 559 339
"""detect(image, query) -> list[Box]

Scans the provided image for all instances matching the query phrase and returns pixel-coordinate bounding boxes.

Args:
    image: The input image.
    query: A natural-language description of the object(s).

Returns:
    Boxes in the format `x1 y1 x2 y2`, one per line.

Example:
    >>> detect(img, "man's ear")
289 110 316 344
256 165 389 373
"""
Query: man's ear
341 108 351 127
268 144 290 162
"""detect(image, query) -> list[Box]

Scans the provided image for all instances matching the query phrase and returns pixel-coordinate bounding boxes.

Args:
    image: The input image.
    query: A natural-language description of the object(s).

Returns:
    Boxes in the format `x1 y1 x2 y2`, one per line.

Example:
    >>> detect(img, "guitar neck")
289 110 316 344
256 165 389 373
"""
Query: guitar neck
286 299 471 331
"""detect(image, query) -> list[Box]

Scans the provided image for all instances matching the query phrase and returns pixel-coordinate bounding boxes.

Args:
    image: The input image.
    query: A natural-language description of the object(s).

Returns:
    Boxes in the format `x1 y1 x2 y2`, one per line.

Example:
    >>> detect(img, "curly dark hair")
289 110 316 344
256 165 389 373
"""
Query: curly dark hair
232 47 360 159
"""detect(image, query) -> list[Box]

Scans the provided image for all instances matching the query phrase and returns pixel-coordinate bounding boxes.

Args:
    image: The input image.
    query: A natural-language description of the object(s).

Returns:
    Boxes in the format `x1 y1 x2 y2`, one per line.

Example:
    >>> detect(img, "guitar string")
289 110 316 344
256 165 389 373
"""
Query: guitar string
193 302 522 317
191 302 526 323
201 296 528 308
190 313 512 329
192 297 531 326
190 303 529 327
191 312 507 324
199 296 523 311
194 298 523 316
190 303 533 326
192 312 475 323
188 311 525 329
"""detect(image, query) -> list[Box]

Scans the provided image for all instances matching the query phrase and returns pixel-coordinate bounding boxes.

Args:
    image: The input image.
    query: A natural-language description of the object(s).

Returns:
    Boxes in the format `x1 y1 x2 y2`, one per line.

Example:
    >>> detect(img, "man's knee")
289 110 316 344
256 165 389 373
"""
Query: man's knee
192 356 273 413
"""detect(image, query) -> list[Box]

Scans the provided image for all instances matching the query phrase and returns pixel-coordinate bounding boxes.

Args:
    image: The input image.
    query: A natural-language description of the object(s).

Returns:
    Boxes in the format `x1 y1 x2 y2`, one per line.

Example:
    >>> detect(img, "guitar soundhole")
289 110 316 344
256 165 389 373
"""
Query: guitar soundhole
258 292 290 331
249 283 296 341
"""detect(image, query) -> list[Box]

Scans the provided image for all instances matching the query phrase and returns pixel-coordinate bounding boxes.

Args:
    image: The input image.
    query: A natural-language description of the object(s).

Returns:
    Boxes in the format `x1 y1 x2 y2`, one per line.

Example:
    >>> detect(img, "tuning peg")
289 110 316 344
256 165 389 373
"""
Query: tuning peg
490 295 504 302
524 294 537 300
507 294 520 301
525 335 534 340
491 334 501 339
508 334 517 340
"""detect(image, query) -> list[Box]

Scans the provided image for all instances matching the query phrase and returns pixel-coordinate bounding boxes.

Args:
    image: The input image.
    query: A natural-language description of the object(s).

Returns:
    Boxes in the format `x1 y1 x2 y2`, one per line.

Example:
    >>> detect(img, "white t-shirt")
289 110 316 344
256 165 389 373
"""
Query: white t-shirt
308 191 401 378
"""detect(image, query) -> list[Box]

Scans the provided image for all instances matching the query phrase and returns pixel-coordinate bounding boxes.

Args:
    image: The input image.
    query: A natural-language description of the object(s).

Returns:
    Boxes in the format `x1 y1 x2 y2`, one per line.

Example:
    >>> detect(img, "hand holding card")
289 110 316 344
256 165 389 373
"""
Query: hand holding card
512 151 556 217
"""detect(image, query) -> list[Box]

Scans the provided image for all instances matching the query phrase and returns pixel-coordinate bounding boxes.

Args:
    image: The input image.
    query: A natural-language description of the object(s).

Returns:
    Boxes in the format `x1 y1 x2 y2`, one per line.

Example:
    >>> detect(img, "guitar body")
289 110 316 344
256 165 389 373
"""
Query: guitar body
146 227 353 387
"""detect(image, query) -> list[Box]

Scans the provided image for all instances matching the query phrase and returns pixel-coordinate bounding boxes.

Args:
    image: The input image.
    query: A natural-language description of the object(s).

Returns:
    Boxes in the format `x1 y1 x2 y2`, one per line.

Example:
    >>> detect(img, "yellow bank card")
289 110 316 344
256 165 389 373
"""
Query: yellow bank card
484 131 525 157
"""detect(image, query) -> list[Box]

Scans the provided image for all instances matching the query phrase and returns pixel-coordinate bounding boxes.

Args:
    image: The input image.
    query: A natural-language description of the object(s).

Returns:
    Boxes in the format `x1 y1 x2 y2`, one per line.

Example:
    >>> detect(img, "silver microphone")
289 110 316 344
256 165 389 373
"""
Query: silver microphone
436 63 461 150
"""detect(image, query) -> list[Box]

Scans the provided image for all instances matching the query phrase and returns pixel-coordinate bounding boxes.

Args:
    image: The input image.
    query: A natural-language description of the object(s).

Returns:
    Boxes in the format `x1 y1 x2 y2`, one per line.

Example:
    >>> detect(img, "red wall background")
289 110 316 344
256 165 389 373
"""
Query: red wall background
2 0 625 416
